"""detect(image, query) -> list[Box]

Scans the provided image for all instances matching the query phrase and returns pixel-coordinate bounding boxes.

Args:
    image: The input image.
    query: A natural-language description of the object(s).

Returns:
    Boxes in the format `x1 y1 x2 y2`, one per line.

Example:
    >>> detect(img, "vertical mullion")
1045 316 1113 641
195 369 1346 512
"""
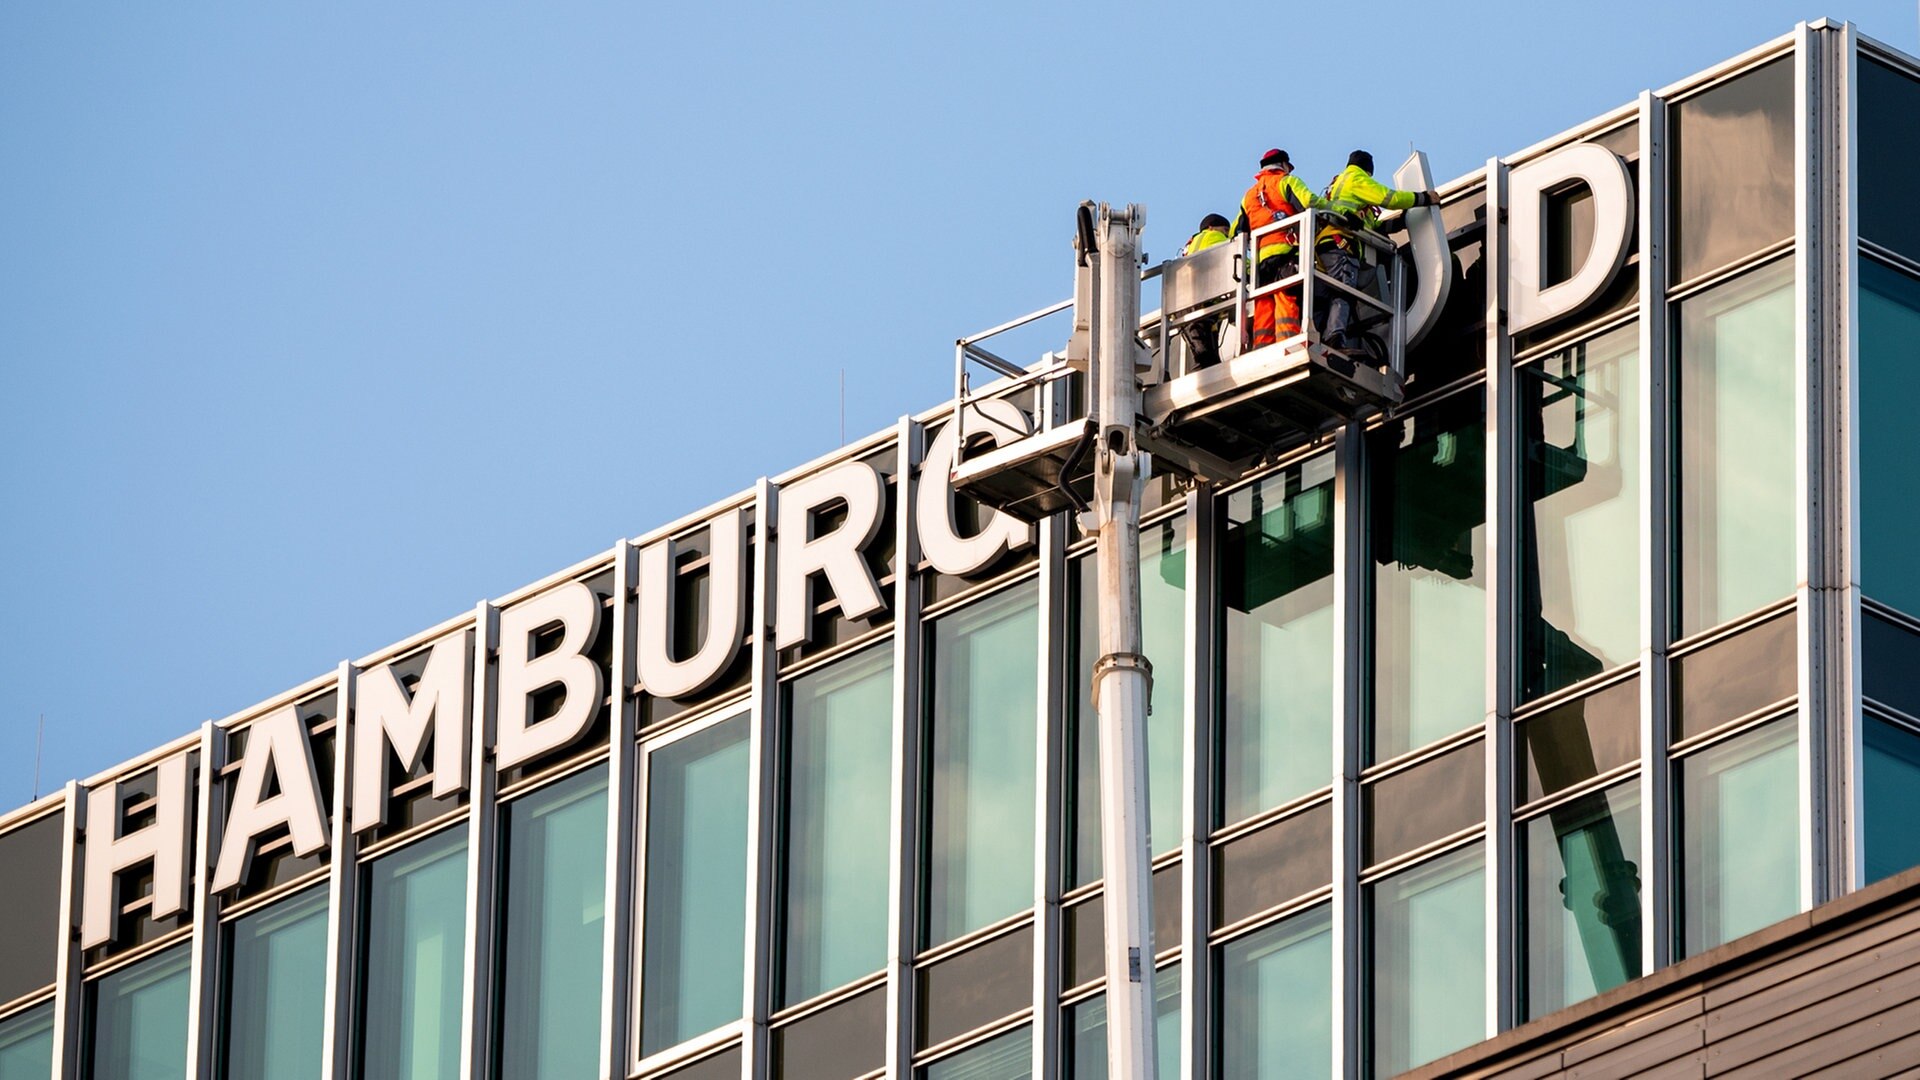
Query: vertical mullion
745 484 780 1080
184 721 225 1080
1032 398 1067 1080
885 431 923 1079
460 601 502 1080
49 781 84 1080
602 542 639 1080
1638 89 1676 977
1485 152 1519 1036
322 662 364 1080
1836 22 1865 895
1179 485 1215 1080
1330 421 1366 1079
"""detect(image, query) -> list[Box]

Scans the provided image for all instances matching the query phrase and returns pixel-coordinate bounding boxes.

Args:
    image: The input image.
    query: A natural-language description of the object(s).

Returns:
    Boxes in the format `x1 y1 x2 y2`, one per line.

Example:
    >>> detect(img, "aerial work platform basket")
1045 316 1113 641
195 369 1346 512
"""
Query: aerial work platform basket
950 206 1410 521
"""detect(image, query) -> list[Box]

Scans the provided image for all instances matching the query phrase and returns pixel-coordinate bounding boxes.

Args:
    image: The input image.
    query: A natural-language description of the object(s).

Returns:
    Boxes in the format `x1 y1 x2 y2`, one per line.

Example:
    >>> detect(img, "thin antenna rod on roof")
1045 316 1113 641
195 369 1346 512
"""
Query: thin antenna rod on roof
840 369 846 444
32 713 44 801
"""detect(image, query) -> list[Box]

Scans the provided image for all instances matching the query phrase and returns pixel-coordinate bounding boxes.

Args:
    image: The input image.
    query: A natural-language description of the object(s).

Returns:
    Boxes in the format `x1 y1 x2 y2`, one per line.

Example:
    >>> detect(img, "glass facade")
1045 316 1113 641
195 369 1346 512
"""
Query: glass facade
0 1003 53 1080
1520 786 1642 1019
1369 846 1486 1075
1678 719 1800 957
921 1026 1031 1080
358 826 467 1080
1865 717 1920 884
1860 259 1920 616
1064 965 1181 1079
641 717 750 1056
87 945 191 1080
221 885 328 1080
1217 906 1332 1079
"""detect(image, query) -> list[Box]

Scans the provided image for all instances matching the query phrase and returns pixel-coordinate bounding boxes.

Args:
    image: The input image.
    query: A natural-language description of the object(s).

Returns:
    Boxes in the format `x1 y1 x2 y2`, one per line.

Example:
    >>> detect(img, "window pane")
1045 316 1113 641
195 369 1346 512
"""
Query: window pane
925 584 1040 947
1864 610 1920 718
641 717 750 1056
1679 719 1800 956
920 1026 1030 1080
1520 325 1641 701
1671 612 1796 742
916 926 1033 1050
772 984 886 1080
0 813 63 1005
1861 260 1920 615
1517 677 1639 803
1670 58 1793 284
87 944 190 1080
1520 785 1642 1020
357 827 466 1080
1072 515 1188 885
1865 717 1920 884
0 1003 55 1080
222 885 327 1080
1222 454 1336 823
1064 964 1181 1079
1860 59 1920 261
782 644 893 1004
495 769 608 1078
1213 801 1332 929
1366 741 1485 866
1218 906 1332 1080
1369 846 1485 1075
1675 258 1796 636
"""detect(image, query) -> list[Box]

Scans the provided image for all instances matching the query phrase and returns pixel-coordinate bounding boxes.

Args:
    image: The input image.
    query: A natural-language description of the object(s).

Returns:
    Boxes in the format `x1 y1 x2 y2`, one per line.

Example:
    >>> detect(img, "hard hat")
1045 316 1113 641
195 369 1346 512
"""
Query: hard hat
1260 148 1290 169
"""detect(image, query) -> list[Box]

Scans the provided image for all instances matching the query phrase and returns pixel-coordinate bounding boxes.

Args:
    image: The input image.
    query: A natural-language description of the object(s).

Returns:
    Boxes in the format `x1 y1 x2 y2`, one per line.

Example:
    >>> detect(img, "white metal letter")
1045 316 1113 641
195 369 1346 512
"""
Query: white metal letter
1395 150 1455 349
917 399 1036 576
211 707 329 893
637 508 748 699
1508 142 1636 333
494 581 604 770
350 632 474 833
774 459 888 650
81 753 192 949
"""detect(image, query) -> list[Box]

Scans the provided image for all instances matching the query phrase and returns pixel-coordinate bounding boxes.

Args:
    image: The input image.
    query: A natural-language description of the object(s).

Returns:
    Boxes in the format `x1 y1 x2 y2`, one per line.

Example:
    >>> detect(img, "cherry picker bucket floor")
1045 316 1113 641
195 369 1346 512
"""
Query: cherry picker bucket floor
1143 338 1403 466
949 419 1096 524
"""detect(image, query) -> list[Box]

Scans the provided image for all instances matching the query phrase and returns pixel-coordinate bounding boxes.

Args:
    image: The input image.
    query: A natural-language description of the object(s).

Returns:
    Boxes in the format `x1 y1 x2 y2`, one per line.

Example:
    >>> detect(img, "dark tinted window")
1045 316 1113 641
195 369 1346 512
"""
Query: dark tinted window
1860 59 1920 261
774 985 886 1080
1366 740 1485 865
660 1047 742 1080
916 925 1032 1050
0 811 64 1003
1213 801 1332 929
1863 611 1920 719
1671 613 1796 741
1517 677 1640 804
1860 259 1920 617
1670 58 1794 284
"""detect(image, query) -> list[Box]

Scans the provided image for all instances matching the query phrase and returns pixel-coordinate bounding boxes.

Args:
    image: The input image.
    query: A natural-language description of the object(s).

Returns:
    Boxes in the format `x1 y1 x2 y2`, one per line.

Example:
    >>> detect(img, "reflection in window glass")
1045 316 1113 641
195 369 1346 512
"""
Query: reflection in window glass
1861 260 1920 616
358 827 466 1080
1073 517 1187 885
921 1026 1031 1080
1520 325 1640 700
495 769 608 1078
0 1002 55 1080
1670 58 1793 284
1222 454 1335 823
1065 964 1180 1079
1370 846 1485 1076
1371 390 1486 759
1675 259 1795 637
781 645 893 1005
1521 786 1642 1020
222 885 328 1080
1218 906 1331 1080
1859 59 1920 261
87 944 190 1080
1865 717 1920 884
1679 720 1799 956
641 717 750 1056
925 584 1040 947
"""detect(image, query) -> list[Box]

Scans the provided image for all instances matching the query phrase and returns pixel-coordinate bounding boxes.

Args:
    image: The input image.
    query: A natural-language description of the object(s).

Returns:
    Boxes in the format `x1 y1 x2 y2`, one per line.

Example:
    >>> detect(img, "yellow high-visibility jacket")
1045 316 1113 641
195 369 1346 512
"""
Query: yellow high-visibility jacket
1183 227 1231 256
1317 164 1419 248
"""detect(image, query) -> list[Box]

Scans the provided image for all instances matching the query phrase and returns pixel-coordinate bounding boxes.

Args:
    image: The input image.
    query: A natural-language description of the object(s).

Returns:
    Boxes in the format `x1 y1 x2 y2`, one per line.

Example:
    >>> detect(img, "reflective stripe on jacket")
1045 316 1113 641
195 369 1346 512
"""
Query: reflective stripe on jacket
1237 171 1324 259
1183 227 1231 256
1317 164 1418 247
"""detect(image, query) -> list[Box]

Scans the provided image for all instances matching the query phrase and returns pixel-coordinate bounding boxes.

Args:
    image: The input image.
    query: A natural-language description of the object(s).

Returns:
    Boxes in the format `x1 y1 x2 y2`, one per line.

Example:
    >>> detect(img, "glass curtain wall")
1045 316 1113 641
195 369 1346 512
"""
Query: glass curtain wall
1678 719 1799 956
1221 453 1336 824
0 1003 54 1080
1674 258 1795 637
1064 965 1181 1079
1860 259 1920 616
924 583 1040 947
221 885 328 1080
495 768 609 1078
1370 390 1487 759
921 1026 1031 1080
780 645 894 1004
640 716 750 1057
86 944 191 1080
1073 514 1187 884
1519 324 1641 700
1369 846 1486 1076
1217 905 1332 1079
357 826 467 1080
1519 786 1642 1019
1864 717 1920 884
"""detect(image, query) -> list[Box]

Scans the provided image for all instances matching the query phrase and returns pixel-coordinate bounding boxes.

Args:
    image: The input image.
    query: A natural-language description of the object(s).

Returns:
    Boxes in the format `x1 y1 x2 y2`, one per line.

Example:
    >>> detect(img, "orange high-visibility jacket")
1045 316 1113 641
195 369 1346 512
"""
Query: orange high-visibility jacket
1237 170 1327 260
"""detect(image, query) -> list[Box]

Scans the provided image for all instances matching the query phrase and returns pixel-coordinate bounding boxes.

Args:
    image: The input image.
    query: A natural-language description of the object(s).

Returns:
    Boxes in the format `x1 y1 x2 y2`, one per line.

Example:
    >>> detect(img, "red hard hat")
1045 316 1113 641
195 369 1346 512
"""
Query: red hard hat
1260 148 1290 168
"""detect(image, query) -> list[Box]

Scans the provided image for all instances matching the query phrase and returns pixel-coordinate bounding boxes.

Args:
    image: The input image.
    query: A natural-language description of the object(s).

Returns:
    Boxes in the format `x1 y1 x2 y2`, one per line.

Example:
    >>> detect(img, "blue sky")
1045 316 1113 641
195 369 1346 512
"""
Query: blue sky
2 3 1912 807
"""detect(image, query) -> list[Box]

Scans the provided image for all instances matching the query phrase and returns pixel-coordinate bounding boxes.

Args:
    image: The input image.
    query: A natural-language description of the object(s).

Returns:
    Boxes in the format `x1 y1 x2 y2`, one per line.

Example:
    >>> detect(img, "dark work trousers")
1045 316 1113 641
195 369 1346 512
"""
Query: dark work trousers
1316 247 1379 350
1179 311 1227 370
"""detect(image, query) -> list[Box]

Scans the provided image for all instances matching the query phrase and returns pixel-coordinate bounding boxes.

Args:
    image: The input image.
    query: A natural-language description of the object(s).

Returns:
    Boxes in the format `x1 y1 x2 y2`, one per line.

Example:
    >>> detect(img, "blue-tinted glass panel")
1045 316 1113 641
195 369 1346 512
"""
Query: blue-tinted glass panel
357 826 466 1080
924 584 1040 947
920 1026 1031 1080
1218 906 1332 1080
1679 719 1800 956
1072 516 1187 885
1520 785 1642 1020
1866 717 1920 884
1520 324 1641 701
1369 846 1485 1075
1860 59 1920 261
1371 389 1487 759
641 717 750 1056
781 645 893 1005
1861 259 1920 616
495 769 608 1078
86 944 190 1080
1674 258 1796 636
1065 964 1180 1079
0 1002 55 1080
221 885 327 1080
1221 454 1335 824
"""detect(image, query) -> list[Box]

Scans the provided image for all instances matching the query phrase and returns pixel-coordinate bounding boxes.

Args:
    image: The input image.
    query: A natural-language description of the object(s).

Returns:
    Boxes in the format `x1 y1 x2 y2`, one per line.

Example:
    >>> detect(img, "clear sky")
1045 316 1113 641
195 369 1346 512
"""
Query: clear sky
2 3 1911 808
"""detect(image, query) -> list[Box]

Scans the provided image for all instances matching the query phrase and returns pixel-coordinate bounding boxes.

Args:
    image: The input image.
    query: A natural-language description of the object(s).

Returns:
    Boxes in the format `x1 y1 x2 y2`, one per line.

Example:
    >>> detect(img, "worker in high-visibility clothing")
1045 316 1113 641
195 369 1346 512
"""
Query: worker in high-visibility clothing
1236 149 1331 349
1179 213 1233 369
1315 149 1438 352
